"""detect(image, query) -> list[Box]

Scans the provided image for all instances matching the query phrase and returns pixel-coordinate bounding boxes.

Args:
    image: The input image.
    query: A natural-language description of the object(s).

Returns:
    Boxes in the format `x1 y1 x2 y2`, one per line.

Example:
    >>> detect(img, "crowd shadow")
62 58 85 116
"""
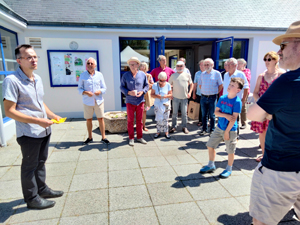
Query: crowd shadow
0 199 23 223
217 212 252 225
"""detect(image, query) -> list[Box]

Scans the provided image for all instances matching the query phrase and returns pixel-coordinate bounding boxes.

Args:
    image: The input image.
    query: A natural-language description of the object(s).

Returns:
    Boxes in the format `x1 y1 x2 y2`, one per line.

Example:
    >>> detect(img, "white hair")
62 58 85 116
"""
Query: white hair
158 72 167 80
204 58 214 66
87 57 97 65
157 55 166 61
237 58 247 66
227 58 237 65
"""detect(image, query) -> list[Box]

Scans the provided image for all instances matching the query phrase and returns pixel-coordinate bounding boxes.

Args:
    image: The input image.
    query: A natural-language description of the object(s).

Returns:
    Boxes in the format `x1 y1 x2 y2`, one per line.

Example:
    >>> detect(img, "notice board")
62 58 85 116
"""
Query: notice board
47 50 99 87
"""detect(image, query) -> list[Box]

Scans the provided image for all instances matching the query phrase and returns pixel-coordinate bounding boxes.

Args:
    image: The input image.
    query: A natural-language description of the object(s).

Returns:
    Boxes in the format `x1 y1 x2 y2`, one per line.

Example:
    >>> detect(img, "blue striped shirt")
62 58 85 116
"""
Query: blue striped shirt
199 69 223 95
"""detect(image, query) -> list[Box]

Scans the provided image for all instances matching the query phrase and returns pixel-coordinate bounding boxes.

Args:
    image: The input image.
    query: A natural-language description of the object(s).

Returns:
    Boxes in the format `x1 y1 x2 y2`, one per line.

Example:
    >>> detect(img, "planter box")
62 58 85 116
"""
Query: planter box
104 111 127 133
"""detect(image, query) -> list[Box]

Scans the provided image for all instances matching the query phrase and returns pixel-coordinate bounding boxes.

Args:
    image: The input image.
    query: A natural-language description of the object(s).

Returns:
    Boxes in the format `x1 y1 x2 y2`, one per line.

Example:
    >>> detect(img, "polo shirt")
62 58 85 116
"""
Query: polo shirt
223 70 249 99
120 70 149 105
258 68 300 171
199 69 223 95
150 66 175 82
78 70 107 106
2 67 51 138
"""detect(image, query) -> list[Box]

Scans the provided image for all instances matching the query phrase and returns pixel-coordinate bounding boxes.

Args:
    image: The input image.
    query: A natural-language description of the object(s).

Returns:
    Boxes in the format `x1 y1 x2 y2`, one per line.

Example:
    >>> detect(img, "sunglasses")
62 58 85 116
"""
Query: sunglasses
176 65 183 67
280 41 300 51
159 80 166 82
87 62 94 65
263 58 273 62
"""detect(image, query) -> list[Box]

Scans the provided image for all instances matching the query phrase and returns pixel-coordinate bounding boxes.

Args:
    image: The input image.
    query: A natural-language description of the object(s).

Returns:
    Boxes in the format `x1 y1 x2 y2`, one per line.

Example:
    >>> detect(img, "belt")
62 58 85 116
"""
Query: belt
202 94 217 98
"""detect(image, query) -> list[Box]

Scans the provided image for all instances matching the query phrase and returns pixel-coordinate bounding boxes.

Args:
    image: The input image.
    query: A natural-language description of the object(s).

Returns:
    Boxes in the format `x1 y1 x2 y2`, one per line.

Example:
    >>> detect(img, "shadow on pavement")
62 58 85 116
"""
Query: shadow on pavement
217 212 252 225
0 199 23 223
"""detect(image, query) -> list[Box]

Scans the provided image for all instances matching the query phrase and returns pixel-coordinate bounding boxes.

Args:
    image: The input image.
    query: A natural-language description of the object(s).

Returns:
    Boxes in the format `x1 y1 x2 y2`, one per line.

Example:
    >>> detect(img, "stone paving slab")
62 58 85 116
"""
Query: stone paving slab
1 118 299 224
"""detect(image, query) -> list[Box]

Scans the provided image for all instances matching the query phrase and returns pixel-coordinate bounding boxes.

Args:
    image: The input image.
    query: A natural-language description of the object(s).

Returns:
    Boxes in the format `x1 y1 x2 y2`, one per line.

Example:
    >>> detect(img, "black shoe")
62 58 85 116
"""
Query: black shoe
39 188 64 199
154 133 160 138
83 138 93 145
199 130 206 136
101 138 110 144
240 124 246 129
27 197 55 210
165 134 171 139
169 128 176 133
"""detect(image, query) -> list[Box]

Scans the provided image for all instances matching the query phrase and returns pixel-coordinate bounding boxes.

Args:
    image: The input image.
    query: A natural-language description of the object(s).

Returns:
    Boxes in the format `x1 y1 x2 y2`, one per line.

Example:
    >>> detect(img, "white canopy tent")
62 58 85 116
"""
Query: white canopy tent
120 46 149 67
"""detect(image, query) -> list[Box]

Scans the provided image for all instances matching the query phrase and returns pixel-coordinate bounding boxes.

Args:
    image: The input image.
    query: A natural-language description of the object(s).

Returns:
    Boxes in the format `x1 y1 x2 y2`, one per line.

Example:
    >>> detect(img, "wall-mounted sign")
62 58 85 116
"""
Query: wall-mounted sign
47 50 99 87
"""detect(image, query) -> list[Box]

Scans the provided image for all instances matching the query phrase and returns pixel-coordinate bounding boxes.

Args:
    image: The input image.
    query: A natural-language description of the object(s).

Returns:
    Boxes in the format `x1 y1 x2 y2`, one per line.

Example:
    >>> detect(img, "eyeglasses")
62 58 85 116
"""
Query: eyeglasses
87 62 94 65
263 58 273 62
18 56 40 61
176 65 183 67
159 80 166 82
129 63 138 67
280 41 300 51
204 64 210 66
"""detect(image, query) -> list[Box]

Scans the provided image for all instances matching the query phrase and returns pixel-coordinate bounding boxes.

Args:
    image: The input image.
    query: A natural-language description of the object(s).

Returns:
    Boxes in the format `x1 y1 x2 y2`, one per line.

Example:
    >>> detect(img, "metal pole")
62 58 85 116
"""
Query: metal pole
0 106 6 147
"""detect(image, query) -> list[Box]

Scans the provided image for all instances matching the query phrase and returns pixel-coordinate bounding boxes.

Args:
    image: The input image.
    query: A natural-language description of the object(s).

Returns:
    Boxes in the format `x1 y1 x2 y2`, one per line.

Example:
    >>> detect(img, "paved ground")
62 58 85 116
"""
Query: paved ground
0 117 299 225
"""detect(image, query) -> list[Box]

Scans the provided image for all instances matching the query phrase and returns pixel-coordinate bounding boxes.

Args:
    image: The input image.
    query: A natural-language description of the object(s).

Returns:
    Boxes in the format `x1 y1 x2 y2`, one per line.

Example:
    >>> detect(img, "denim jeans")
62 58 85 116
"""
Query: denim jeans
201 95 217 132
172 97 188 129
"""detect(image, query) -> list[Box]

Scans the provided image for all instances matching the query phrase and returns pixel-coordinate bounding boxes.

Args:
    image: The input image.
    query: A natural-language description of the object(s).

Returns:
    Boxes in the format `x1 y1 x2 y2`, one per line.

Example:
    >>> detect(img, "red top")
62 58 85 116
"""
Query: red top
242 68 251 94
150 66 175 82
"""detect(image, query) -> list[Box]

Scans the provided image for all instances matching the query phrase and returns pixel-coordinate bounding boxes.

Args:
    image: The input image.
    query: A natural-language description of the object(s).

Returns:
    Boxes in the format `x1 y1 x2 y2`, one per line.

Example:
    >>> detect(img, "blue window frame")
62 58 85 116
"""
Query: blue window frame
0 26 18 122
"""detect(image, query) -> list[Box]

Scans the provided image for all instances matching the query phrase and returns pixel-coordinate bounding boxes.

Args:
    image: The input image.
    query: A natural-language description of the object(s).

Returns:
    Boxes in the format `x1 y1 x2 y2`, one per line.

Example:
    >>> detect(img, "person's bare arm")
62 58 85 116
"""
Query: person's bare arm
224 112 239 140
193 82 197 99
247 103 268 122
218 84 223 94
253 75 263 102
4 100 53 128
188 82 194 98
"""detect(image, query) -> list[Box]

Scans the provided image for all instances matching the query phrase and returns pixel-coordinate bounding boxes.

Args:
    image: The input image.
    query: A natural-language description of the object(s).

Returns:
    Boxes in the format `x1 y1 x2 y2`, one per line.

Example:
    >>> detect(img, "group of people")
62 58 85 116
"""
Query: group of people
2 20 300 225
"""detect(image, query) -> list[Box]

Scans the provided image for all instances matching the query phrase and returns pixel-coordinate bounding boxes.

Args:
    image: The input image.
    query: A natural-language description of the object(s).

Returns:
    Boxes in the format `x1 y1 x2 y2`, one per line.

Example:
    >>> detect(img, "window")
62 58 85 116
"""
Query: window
0 27 18 119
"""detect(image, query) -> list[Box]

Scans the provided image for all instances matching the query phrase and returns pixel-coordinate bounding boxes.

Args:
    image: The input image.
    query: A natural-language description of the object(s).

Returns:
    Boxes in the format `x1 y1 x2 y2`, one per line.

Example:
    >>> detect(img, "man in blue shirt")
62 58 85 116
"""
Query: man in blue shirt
120 57 149 146
192 60 204 126
78 57 110 145
248 20 300 225
199 58 223 135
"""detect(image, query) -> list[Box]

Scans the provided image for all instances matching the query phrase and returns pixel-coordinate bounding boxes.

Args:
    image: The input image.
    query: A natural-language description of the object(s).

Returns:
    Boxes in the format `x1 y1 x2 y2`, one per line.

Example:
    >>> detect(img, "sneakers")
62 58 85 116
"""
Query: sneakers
240 124 246 129
182 127 189 134
83 138 93 145
219 169 232 178
199 165 216 174
137 138 147 144
129 139 134 146
101 138 110 144
199 130 206 136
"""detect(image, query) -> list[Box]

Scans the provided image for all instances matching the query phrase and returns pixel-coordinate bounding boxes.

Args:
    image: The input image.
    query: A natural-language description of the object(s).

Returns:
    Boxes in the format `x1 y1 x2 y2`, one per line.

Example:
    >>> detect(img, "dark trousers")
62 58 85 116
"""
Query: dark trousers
195 95 202 122
201 95 217 132
17 134 51 202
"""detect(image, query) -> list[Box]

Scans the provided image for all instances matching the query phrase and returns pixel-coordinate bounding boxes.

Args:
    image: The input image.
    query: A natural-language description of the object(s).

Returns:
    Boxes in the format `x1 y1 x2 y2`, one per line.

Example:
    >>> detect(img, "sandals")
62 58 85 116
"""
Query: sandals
154 133 160 138
197 122 202 126
255 155 263 162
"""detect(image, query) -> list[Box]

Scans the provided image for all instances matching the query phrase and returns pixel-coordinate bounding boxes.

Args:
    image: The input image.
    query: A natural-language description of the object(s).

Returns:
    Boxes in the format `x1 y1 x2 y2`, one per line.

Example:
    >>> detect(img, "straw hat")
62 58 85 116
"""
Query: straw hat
127 57 140 65
273 20 300 45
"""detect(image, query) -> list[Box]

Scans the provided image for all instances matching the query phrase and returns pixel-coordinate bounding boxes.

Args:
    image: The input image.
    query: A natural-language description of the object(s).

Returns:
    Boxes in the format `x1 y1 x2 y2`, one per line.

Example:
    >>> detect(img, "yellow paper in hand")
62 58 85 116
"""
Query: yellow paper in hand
51 117 67 124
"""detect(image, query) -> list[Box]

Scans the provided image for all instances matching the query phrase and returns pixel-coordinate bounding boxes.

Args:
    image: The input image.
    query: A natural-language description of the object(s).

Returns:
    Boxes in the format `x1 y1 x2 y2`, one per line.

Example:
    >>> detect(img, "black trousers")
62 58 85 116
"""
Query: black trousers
17 134 51 202
195 95 202 122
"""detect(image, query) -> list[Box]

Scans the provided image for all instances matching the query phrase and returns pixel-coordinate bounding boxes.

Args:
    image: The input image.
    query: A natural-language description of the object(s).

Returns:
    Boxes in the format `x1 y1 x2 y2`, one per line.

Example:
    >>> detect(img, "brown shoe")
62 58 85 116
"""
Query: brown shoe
169 128 176 133
182 127 189 134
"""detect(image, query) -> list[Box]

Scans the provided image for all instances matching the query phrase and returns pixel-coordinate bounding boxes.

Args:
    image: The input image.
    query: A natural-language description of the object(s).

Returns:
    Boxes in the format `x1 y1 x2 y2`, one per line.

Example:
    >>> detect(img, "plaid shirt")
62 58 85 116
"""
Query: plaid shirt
199 69 223 95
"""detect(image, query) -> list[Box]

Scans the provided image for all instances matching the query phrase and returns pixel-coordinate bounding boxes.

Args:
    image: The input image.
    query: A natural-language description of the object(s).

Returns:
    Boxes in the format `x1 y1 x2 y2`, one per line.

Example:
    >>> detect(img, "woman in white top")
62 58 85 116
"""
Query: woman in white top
151 72 172 139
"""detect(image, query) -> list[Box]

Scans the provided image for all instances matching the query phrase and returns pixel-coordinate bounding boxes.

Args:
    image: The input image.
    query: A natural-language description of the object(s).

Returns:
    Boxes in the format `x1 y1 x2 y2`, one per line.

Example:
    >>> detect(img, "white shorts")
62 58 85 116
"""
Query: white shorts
250 162 300 224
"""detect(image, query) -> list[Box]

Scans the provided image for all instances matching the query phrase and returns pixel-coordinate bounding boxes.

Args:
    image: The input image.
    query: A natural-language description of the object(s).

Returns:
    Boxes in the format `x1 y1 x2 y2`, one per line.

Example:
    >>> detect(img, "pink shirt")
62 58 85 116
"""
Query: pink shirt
150 66 175 82
243 68 251 94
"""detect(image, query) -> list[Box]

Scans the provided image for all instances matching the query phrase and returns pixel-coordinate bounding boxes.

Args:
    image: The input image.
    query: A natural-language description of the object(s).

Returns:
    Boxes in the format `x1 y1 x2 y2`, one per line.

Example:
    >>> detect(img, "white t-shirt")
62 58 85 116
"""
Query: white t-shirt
223 70 249 99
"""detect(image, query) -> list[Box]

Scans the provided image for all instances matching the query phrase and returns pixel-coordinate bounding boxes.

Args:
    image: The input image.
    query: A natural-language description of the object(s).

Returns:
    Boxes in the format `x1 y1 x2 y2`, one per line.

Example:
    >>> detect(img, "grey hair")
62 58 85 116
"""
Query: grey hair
139 62 148 71
86 57 97 65
158 72 167 80
157 55 166 61
237 58 247 66
227 58 237 65
204 58 214 66
179 58 186 63
198 59 204 64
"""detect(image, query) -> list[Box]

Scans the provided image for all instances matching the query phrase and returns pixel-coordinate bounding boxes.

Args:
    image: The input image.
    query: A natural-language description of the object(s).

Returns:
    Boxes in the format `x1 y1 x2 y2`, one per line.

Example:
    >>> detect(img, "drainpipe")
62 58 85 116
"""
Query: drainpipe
0 106 6 147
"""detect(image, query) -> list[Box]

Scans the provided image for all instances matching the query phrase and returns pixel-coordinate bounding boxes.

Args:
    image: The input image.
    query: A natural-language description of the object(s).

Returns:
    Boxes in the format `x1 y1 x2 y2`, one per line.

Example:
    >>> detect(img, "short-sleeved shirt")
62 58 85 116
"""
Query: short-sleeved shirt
223 70 249 99
242 68 251 95
216 95 242 131
257 68 300 172
168 72 192 99
78 70 107 106
194 70 202 96
150 66 175 82
199 69 223 95
2 67 51 138
152 82 171 106
120 70 149 105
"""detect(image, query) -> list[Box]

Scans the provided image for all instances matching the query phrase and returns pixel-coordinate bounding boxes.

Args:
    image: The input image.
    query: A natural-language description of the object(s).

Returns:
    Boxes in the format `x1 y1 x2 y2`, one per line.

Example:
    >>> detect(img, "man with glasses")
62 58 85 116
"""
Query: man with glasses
169 61 193 134
248 20 300 225
2 44 63 209
150 55 175 82
199 58 223 136
78 57 110 145
120 57 149 146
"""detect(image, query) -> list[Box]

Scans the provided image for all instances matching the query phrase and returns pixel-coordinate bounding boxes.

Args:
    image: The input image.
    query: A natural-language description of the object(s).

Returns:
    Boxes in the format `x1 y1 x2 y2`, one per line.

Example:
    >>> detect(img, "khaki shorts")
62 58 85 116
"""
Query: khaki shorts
250 163 300 224
206 126 237 154
83 102 104 119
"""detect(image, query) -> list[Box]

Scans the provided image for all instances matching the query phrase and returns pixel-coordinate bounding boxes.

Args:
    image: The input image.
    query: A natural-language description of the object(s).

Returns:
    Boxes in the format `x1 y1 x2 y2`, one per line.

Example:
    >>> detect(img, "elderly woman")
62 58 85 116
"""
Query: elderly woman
250 51 284 162
151 72 172 139
139 62 154 131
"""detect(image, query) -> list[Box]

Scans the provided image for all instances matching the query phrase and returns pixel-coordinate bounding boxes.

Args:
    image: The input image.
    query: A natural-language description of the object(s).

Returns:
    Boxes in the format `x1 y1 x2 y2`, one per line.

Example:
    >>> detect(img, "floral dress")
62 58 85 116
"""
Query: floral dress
250 75 277 133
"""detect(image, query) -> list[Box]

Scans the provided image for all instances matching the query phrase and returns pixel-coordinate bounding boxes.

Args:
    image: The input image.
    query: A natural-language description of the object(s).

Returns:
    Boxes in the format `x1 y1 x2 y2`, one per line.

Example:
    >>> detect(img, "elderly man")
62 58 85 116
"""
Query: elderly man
248 21 300 225
150 55 175 82
237 58 251 129
120 57 149 146
199 58 223 135
78 57 110 145
3 44 63 209
193 59 205 126
169 61 193 134
223 58 249 138
174 57 191 74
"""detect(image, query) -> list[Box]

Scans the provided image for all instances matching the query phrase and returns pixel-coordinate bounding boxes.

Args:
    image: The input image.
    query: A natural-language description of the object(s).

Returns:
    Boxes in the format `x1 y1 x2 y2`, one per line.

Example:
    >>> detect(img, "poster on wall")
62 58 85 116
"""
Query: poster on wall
47 50 99 87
